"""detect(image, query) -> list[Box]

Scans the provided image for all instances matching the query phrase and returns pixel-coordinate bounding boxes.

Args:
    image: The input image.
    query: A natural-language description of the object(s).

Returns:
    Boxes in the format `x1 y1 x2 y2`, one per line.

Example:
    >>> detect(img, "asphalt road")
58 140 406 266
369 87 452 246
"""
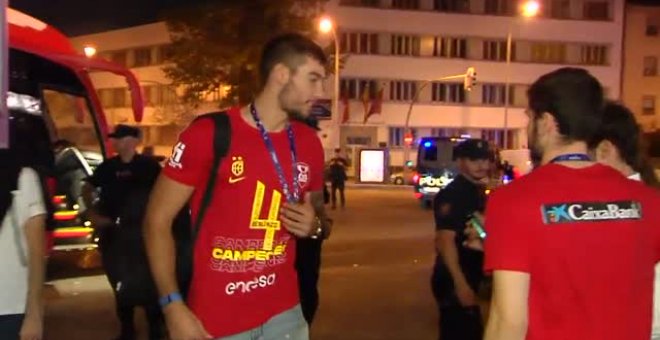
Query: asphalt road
43 186 442 340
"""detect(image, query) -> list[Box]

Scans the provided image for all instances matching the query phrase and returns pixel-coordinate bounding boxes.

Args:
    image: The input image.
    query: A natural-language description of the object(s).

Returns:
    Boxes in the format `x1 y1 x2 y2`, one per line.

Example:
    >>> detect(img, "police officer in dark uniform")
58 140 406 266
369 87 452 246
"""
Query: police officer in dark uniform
431 139 491 340
82 124 162 340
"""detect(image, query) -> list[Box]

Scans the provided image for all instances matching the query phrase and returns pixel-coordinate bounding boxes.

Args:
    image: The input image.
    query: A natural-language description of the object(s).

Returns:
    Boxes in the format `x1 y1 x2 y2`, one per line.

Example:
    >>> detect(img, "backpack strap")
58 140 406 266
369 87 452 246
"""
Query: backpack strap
191 112 231 242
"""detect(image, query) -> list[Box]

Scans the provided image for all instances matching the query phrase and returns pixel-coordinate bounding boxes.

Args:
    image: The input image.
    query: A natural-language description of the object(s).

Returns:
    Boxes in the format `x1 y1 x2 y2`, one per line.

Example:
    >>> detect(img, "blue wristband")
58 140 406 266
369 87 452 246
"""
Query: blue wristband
159 292 183 308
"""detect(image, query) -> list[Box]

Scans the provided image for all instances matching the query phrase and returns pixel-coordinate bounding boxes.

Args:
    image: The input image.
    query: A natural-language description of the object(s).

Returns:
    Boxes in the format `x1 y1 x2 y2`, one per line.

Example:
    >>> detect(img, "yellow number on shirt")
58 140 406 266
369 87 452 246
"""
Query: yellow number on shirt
250 181 282 251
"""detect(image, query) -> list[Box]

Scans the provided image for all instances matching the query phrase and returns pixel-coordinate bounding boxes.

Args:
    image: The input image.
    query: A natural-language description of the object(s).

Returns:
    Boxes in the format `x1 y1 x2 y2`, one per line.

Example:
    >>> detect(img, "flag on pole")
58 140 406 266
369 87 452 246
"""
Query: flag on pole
364 83 384 124
341 93 350 124
361 84 370 118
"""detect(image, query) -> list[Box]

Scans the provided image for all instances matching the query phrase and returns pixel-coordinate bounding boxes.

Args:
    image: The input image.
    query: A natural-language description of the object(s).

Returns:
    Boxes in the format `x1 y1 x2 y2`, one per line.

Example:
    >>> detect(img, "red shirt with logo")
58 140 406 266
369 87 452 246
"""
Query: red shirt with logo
484 164 660 340
162 107 324 337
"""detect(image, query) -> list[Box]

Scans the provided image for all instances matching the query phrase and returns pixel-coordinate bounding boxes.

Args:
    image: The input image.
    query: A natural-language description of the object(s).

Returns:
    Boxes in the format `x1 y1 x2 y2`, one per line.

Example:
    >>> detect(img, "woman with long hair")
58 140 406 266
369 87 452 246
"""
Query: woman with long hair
0 125 48 339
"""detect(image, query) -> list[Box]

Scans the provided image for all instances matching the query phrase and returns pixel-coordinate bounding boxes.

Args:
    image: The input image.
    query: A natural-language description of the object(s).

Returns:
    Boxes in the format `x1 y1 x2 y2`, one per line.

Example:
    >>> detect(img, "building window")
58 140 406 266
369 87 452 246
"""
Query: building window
389 81 417 101
550 0 571 19
97 89 113 108
583 1 609 20
111 88 127 108
433 37 467 58
644 56 658 77
392 0 420 9
483 40 514 61
389 127 417 147
110 51 128 67
580 45 607 65
481 84 514 105
642 96 656 116
340 78 378 99
342 32 379 54
531 43 566 63
133 47 153 67
431 83 466 103
434 0 470 13
647 16 659 36
157 45 174 64
391 35 420 56
484 0 511 15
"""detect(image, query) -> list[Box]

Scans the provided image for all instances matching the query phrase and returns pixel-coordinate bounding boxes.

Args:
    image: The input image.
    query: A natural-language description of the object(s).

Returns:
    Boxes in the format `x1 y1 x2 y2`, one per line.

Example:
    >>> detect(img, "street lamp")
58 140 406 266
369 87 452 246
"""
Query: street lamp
319 16 340 149
503 0 539 149
83 45 97 58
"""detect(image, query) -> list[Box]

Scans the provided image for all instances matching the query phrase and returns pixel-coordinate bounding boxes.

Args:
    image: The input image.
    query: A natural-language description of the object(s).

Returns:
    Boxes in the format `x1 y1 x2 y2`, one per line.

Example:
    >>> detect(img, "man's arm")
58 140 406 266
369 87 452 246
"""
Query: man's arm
21 214 46 340
310 191 332 239
484 270 530 340
436 230 475 304
144 174 194 298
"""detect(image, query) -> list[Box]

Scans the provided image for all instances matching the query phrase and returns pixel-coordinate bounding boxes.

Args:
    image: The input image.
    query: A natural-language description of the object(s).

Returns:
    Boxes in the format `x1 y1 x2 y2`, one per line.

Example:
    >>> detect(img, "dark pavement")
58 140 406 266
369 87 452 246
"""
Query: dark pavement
43 186 442 340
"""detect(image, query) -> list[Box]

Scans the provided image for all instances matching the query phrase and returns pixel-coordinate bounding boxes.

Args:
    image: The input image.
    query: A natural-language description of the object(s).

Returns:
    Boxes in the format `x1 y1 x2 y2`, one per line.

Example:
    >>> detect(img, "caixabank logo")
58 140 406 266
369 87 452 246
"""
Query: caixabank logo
542 201 642 224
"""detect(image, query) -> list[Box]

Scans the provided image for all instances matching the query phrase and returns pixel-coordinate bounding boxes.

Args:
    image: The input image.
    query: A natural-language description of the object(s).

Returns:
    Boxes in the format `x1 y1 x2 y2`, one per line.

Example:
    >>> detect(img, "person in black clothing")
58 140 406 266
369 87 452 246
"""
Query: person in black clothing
431 139 491 340
328 149 348 210
82 124 163 340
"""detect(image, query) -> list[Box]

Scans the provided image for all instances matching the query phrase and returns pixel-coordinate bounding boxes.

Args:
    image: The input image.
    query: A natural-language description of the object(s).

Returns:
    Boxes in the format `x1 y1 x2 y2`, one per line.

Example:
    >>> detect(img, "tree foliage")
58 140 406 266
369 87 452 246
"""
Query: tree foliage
162 0 329 106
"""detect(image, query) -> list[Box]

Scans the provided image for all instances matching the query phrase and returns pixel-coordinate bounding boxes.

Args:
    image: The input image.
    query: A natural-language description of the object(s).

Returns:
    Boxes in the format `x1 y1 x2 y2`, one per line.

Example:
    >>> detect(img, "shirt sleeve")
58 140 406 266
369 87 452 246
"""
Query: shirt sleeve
483 189 532 273
307 132 325 192
433 190 463 233
17 168 47 221
162 118 214 187
86 161 107 187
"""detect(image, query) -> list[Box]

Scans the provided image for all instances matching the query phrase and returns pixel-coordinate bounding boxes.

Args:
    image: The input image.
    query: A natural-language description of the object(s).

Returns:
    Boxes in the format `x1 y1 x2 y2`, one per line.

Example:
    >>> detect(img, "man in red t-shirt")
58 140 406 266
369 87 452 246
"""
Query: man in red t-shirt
483 68 660 340
144 34 331 340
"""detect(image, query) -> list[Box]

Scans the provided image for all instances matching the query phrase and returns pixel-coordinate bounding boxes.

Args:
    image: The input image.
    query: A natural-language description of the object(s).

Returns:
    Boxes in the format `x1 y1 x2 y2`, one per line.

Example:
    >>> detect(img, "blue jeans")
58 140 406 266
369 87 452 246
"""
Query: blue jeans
0 314 24 339
217 305 308 340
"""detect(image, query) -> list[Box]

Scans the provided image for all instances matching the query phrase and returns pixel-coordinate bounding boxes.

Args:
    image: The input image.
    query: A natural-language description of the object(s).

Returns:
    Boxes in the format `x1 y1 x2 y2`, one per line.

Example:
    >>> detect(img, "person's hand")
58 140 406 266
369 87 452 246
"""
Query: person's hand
164 303 212 340
455 282 478 307
281 192 316 237
19 313 42 340
463 225 484 251
85 210 113 228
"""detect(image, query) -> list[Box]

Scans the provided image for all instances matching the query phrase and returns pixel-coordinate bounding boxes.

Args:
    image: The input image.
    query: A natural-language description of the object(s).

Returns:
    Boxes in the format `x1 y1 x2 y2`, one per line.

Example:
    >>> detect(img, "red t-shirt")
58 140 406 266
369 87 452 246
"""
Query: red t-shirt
162 107 325 337
484 163 660 340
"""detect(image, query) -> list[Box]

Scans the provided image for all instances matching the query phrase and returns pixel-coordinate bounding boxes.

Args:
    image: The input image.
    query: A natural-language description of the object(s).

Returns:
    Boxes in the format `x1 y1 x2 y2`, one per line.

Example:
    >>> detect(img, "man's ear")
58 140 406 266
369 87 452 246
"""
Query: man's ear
270 63 291 87
540 112 558 136
595 140 614 163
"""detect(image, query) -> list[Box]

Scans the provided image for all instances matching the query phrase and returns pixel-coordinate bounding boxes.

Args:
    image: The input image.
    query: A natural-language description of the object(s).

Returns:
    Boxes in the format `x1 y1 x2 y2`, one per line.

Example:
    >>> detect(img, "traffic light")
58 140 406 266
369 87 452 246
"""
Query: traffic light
405 160 414 167
464 67 477 91
404 133 414 146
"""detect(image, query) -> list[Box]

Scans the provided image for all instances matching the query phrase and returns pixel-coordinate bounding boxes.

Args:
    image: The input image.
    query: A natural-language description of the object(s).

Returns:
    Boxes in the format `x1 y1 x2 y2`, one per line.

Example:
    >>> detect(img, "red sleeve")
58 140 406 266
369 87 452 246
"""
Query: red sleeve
162 118 214 186
307 132 325 192
483 188 532 273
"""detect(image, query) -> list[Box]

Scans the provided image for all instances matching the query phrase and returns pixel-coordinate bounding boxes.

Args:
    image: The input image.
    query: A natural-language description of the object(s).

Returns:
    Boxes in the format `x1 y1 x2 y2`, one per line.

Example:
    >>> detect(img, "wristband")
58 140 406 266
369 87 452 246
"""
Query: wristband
159 292 183 308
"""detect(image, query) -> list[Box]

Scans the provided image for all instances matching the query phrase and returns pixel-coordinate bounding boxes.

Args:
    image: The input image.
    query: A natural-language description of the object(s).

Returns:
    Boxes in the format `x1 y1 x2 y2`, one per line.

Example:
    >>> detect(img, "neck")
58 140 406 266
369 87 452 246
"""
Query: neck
119 150 135 163
540 141 591 166
613 161 637 178
248 91 289 132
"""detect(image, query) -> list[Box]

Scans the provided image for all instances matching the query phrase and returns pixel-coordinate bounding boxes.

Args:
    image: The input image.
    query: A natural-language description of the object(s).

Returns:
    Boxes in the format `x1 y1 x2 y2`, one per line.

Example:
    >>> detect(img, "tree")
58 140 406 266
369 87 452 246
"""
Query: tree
162 0 329 106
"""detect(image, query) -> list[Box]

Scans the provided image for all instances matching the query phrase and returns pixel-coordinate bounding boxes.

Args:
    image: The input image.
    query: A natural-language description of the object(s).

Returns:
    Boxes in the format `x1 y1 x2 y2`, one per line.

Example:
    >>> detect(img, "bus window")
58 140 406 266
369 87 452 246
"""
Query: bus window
43 89 102 155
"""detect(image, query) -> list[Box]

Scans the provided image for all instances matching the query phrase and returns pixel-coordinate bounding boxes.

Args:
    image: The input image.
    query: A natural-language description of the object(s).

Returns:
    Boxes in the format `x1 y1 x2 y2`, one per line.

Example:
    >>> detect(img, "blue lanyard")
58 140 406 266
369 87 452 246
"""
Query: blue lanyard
550 153 591 163
250 103 299 203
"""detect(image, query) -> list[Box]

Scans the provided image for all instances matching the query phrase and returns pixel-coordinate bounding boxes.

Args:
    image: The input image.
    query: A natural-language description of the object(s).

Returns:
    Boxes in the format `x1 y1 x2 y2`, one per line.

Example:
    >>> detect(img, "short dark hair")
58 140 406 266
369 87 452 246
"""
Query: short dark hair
259 33 327 86
588 102 640 168
527 67 604 143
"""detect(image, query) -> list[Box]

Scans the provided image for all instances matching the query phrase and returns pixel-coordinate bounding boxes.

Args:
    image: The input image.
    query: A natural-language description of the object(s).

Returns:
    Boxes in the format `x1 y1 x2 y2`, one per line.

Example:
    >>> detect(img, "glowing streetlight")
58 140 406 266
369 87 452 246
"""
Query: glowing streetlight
83 45 97 58
503 0 540 149
521 0 541 18
319 16 341 149
319 17 334 34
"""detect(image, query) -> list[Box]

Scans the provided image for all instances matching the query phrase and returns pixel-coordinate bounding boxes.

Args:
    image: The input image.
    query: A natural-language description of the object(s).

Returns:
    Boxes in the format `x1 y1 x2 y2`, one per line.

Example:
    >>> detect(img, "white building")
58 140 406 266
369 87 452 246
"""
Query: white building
71 0 624 168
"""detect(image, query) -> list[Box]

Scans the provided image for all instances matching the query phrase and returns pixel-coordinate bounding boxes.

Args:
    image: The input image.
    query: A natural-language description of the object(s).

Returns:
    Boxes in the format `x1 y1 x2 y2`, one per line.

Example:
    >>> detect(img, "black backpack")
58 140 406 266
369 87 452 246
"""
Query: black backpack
175 112 231 298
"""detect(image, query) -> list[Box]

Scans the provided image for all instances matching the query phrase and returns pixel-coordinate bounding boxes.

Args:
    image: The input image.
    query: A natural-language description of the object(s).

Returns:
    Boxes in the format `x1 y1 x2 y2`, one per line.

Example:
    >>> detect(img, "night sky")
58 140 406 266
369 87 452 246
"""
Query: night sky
9 0 213 36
